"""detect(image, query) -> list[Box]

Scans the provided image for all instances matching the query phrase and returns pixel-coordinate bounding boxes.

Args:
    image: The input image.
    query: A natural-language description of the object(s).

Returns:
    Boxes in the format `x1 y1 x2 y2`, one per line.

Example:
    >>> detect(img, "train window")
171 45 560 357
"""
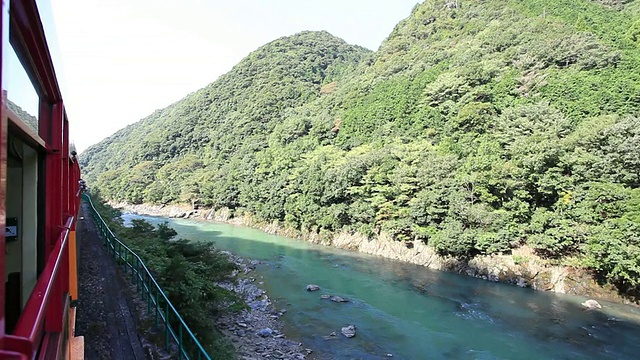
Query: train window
4 133 40 333
3 0 43 334
2 1 40 133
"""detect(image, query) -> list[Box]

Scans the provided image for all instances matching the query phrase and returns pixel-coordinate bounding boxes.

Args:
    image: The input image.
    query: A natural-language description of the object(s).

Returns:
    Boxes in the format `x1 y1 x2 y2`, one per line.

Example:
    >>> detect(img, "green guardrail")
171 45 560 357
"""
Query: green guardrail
82 194 212 360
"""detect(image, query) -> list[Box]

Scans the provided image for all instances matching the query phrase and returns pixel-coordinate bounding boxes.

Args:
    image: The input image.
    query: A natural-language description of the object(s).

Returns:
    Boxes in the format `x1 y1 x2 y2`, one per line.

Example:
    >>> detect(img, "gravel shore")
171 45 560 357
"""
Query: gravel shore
216 252 312 360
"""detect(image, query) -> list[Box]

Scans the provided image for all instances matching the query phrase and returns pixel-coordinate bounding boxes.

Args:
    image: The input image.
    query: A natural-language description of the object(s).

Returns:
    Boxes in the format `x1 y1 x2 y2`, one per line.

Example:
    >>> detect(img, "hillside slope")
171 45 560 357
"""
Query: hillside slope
82 0 640 296
81 30 370 202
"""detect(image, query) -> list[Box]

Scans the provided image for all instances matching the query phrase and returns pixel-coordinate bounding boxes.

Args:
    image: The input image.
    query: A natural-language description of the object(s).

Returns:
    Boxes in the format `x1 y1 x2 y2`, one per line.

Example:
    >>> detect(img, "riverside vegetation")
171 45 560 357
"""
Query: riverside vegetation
89 195 243 357
81 0 640 300
92 196 311 359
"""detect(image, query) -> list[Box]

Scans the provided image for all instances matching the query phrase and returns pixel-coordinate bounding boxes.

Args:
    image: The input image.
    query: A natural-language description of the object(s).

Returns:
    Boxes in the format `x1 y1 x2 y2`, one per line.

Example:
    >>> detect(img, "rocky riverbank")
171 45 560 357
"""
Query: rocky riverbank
215 253 311 360
113 202 635 306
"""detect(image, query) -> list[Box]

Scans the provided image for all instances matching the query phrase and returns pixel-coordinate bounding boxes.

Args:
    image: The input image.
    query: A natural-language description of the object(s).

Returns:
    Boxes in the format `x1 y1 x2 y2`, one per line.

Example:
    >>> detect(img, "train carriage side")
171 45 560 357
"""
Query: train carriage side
0 0 83 359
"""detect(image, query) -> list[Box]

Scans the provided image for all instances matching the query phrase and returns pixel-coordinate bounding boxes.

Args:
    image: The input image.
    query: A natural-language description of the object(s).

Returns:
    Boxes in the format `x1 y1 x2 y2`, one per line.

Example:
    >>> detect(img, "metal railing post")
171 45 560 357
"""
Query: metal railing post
165 302 170 351
147 274 152 315
179 324 183 360
155 288 159 328
136 261 141 292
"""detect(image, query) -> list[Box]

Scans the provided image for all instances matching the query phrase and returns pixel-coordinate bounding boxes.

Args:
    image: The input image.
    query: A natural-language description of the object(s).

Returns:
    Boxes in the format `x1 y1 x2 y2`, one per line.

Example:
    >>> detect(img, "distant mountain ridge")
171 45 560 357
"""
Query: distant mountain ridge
81 30 369 179
82 0 640 297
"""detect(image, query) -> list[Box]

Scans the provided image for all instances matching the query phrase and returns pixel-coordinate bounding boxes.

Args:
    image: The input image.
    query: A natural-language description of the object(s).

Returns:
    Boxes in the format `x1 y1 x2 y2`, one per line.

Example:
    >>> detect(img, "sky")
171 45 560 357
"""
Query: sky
40 0 419 152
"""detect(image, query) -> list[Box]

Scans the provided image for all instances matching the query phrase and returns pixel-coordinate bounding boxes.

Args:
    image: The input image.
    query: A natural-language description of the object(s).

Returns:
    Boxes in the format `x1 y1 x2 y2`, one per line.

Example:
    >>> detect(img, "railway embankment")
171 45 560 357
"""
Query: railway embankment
82 200 311 359
75 204 148 360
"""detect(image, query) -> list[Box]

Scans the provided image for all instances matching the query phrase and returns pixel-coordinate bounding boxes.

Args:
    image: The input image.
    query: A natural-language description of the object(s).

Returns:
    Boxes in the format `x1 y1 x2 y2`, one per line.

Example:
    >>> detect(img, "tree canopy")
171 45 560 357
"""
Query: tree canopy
81 0 640 296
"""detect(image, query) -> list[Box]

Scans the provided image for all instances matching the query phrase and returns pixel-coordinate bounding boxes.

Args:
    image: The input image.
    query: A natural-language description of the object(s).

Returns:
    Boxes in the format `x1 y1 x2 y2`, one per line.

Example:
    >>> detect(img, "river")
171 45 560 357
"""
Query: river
123 214 640 360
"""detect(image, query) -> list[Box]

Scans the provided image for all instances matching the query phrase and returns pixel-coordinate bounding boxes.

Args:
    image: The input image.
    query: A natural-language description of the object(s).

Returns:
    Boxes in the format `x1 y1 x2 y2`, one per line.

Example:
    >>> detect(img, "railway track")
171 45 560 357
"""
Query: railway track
76 204 147 360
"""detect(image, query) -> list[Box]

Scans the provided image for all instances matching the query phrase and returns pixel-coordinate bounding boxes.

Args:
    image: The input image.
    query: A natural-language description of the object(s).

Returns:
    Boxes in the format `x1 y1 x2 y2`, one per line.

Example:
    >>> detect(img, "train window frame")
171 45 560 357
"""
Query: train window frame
2 1 76 354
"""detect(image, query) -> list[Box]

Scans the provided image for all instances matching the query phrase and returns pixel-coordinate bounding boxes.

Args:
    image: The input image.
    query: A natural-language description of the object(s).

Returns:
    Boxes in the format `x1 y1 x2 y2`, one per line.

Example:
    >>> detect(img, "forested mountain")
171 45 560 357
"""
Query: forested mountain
81 0 640 295
82 30 369 204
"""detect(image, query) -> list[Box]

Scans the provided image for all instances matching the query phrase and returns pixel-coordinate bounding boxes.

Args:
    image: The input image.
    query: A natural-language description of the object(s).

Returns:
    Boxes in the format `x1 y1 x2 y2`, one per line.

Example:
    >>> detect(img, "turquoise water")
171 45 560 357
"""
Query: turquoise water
124 214 640 359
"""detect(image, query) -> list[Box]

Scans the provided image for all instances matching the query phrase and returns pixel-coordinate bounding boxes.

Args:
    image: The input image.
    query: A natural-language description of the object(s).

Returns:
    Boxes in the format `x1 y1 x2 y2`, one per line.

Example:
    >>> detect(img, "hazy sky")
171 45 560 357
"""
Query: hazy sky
47 0 419 152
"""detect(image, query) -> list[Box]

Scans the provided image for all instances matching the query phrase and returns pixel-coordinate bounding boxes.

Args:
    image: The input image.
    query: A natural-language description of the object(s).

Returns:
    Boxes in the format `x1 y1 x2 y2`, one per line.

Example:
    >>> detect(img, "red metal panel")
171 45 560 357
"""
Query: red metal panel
43 101 64 334
0 350 27 360
2 0 81 357
62 117 69 216
0 0 6 345
5 217 72 357
69 157 80 231
0 94 7 345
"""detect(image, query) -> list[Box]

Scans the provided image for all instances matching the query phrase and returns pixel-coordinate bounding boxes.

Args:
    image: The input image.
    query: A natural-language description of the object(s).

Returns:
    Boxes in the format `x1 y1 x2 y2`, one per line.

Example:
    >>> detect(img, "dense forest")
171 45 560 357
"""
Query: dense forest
81 0 640 296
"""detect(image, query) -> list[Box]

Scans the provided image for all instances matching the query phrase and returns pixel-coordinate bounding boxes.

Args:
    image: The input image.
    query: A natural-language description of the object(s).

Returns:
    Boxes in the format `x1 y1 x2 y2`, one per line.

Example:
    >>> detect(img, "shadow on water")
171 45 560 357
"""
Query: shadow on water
126 213 640 360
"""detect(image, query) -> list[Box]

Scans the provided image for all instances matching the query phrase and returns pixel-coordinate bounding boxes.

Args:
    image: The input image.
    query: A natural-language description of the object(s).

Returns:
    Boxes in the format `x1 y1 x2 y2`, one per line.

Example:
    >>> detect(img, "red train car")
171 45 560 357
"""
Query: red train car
0 0 83 359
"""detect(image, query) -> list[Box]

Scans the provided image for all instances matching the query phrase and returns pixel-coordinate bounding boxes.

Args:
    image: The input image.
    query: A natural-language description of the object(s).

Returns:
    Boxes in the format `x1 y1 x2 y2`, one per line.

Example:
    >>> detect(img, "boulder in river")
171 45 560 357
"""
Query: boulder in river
330 295 349 303
306 284 320 291
323 331 337 340
581 299 602 309
341 324 356 338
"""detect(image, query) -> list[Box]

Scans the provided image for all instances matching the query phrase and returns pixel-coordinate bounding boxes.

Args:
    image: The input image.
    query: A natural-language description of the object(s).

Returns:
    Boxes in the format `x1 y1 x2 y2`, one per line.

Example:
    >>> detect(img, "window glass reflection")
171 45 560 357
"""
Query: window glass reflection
36 0 67 97
2 0 40 133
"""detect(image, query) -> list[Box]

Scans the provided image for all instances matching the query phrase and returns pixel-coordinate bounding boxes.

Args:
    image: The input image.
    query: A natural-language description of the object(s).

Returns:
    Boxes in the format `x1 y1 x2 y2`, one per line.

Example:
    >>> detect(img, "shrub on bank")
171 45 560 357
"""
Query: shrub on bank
89 192 243 358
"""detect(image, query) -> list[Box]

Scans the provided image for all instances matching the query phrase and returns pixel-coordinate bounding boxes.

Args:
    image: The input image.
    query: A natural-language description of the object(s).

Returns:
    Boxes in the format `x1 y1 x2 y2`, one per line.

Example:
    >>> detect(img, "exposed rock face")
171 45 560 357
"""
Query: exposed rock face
327 232 566 292
341 325 356 338
111 202 196 219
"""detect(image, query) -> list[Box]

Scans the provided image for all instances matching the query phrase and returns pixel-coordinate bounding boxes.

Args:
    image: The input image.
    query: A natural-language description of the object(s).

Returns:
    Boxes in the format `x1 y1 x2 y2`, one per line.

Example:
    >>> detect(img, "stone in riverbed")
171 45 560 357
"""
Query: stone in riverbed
306 284 320 291
341 324 356 338
320 294 331 299
581 299 602 309
330 295 349 303
249 299 270 311
323 331 337 340
258 328 273 337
